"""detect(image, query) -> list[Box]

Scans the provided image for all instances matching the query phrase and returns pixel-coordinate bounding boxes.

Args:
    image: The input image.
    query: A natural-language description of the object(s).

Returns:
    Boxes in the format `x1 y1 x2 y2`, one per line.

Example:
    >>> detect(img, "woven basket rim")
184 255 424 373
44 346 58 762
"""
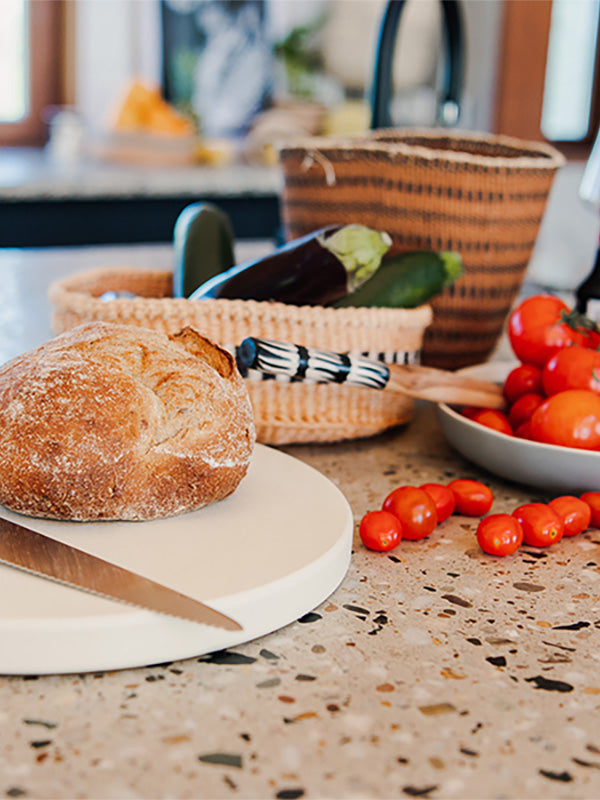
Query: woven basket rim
48 266 434 329
278 127 566 170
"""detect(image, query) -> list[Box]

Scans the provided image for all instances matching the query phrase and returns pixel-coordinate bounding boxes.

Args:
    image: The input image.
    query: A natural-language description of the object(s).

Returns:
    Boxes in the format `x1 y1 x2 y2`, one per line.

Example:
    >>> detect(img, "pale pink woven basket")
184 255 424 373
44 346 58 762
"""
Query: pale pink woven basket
48 266 432 445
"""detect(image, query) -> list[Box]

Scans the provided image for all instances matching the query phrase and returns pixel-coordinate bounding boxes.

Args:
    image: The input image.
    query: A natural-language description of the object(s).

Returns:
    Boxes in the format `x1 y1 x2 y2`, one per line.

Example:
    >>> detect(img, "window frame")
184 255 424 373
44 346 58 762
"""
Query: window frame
494 0 600 158
0 0 66 147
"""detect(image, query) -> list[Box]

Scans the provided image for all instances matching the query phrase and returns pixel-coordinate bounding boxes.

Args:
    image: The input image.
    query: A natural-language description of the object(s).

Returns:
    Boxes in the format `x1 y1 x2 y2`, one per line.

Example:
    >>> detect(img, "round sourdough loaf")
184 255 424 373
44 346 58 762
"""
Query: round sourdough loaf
0 322 256 521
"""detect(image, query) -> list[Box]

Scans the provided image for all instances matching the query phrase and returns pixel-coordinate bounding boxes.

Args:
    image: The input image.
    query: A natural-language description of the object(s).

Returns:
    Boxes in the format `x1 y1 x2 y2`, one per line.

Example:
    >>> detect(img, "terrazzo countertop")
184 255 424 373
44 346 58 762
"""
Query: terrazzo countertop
1 245 600 799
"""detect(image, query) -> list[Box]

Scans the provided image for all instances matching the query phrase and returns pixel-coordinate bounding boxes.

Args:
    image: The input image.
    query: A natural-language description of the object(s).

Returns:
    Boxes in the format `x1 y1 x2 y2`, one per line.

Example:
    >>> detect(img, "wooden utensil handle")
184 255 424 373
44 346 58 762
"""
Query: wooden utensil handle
236 337 505 409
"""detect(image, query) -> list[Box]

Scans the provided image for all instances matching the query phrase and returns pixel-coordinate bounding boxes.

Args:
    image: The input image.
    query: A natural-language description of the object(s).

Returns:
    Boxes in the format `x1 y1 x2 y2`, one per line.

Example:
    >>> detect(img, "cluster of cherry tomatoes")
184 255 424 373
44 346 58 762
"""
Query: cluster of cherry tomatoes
359 478 493 551
359 480 600 557
463 294 600 449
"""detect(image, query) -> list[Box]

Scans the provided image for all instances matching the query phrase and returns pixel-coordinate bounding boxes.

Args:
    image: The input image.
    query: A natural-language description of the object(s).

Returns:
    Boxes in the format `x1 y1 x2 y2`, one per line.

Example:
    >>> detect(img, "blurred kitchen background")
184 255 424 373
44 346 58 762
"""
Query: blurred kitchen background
0 0 599 292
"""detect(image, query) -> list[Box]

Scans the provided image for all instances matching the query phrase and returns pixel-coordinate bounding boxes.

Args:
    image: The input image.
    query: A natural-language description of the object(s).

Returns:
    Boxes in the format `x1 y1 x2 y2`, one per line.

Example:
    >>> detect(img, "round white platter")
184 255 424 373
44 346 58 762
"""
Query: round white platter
0 444 353 675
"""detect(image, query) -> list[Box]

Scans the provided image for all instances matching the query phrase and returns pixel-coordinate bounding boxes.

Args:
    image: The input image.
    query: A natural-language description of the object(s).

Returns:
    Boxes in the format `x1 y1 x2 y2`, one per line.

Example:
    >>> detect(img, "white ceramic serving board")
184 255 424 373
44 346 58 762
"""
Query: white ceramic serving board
0 445 353 675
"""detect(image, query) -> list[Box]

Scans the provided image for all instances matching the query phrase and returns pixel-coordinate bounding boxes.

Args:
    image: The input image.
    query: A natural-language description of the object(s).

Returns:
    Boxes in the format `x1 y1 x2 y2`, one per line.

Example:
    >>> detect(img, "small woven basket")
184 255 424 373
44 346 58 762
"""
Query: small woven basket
279 128 565 370
48 267 432 445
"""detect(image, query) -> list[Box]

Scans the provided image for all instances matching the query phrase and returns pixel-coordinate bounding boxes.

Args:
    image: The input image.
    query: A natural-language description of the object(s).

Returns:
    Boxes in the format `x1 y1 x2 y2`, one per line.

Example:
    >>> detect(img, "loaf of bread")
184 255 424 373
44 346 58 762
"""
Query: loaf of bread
0 322 256 521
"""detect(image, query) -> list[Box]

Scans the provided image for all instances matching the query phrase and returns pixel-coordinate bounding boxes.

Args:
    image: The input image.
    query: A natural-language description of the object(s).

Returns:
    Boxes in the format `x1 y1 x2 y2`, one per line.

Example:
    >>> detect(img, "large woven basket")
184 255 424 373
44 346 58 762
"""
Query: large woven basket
48 267 432 445
279 128 565 370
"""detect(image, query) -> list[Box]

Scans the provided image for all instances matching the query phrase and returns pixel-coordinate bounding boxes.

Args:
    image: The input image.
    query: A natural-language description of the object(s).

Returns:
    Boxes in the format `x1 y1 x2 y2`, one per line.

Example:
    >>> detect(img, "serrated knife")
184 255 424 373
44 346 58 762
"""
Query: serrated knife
0 516 242 631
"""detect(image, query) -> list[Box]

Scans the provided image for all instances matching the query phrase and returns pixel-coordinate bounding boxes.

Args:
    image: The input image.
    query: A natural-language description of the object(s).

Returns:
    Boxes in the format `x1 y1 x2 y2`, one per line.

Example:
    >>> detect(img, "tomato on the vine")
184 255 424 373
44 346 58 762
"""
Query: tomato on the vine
548 495 591 537
580 492 600 527
477 513 523 556
419 482 455 522
512 502 564 547
471 408 513 435
529 390 600 450
507 295 586 366
382 486 437 541
359 510 403 551
448 479 494 516
503 363 543 405
542 345 600 396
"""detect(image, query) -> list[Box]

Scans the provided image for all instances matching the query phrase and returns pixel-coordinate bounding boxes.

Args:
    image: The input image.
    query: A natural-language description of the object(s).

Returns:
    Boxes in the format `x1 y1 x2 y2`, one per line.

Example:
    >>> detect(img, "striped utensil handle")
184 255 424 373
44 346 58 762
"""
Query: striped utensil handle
236 337 390 390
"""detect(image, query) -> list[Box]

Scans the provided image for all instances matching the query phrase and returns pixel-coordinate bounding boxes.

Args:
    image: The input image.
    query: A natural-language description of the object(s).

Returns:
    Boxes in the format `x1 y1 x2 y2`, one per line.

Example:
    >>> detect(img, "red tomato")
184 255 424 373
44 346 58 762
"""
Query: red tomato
359 510 403 551
461 406 482 420
472 408 513 436
529 390 600 450
542 346 600 396
477 513 524 556
448 479 494 516
580 492 600 528
382 486 437 541
548 495 592 537
419 482 456 522
512 503 564 547
503 363 544 404
514 420 534 439
507 295 585 366
508 392 544 430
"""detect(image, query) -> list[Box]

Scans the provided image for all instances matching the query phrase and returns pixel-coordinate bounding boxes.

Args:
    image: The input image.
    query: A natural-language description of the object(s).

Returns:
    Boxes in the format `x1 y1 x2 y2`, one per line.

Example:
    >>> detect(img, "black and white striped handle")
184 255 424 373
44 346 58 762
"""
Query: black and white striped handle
236 337 390 390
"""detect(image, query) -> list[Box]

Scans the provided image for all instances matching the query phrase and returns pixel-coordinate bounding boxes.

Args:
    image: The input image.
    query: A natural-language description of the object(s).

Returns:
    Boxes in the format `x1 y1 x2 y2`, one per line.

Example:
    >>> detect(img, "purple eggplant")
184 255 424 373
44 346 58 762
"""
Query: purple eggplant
188 225 392 306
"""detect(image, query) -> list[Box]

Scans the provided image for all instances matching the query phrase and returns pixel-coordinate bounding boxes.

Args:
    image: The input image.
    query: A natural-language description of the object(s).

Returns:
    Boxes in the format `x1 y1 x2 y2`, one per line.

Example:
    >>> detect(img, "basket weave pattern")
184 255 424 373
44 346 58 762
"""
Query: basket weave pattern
49 267 432 445
279 128 564 370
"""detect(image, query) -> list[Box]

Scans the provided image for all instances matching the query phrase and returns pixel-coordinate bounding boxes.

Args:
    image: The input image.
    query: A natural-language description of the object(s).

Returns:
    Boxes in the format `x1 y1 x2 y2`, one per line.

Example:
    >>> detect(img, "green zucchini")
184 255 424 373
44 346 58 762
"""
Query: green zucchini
332 251 464 308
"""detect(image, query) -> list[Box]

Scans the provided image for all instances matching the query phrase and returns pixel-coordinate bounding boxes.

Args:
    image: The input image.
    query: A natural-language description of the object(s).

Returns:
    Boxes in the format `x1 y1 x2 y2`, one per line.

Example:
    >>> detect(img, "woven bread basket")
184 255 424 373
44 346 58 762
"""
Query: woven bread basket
279 127 565 370
48 267 432 445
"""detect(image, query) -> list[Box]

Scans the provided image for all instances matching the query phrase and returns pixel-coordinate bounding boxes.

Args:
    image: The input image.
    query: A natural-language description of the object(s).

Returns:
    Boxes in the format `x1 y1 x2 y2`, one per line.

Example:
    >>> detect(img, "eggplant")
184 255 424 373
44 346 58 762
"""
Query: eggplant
188 224 392 306
172 202 235 298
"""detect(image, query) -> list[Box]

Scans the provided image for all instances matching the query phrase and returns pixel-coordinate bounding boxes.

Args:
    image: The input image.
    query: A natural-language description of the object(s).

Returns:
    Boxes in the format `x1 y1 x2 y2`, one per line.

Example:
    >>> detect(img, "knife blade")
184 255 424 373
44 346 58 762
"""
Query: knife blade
0 516 242 631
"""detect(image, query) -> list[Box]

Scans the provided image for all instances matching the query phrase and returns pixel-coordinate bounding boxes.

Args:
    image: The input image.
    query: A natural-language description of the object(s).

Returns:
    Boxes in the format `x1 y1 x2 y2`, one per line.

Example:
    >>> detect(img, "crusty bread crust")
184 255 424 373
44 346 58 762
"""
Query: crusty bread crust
0 322 256 521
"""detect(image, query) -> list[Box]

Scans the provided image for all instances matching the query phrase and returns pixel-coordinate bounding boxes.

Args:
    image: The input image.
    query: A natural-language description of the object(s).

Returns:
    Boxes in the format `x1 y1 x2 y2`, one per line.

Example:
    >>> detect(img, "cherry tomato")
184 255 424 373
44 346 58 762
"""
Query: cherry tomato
512 502 564 547
508 392 544 431
514 420 534 440
529 390 600 450
359 510 403 551
472 408 513 436
419 482 456 523
503 363 543 405
580 492 600 528
477 513 523 556
382 486 438 541
461 406 482 420
507 295 585 366
548 495 591 537
542 345 600 396
448 479 494 516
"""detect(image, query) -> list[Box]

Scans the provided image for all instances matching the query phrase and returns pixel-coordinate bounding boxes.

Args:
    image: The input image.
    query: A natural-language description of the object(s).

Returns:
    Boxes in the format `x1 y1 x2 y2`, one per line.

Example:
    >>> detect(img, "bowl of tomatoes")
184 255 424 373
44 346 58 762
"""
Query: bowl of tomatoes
436 294 600 494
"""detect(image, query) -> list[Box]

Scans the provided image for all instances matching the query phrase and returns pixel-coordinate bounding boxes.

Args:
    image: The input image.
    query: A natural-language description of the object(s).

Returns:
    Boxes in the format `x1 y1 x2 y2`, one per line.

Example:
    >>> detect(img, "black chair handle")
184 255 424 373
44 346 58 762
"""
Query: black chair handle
370 0 465 129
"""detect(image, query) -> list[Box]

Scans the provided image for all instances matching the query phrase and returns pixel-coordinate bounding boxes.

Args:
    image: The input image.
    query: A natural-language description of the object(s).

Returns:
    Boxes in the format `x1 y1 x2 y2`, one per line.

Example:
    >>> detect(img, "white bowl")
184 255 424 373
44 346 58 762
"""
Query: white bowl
435 361 600 494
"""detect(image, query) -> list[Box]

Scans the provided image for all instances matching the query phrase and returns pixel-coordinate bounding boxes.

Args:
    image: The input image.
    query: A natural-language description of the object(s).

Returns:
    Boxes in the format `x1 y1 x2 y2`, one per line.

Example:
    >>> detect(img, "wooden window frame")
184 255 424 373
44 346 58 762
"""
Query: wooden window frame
494 0 600 159
0 0 67 147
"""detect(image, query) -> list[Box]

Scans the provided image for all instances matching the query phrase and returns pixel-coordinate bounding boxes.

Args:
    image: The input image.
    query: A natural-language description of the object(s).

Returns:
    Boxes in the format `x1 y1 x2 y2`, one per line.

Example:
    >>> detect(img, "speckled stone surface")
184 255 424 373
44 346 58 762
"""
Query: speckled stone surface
1 246 600 799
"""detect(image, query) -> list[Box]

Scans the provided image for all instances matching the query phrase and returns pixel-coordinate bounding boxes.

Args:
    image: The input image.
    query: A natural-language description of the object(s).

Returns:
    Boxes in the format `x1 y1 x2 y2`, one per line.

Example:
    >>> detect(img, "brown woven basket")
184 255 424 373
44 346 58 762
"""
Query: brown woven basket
279 128 565 370
48 267 432 445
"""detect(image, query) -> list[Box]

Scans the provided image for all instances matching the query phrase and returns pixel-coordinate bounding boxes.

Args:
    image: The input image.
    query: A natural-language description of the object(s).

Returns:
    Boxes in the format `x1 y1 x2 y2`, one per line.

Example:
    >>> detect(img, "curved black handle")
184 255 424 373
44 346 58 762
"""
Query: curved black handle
370 0 465 129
